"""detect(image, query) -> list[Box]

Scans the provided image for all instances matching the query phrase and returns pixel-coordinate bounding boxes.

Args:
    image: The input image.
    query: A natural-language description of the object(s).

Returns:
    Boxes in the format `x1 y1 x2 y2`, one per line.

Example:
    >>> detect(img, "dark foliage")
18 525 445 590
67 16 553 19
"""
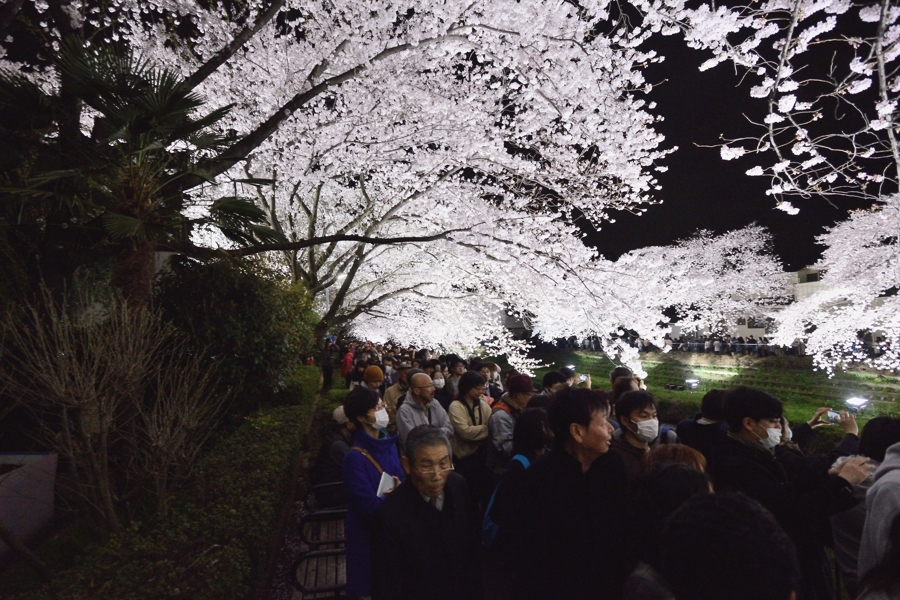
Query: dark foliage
154 257 315 414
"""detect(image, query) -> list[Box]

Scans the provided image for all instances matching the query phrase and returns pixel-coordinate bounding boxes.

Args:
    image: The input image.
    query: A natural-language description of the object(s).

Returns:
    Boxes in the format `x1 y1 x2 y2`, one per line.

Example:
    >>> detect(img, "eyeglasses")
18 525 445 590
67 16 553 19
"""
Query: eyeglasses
415 462 455 475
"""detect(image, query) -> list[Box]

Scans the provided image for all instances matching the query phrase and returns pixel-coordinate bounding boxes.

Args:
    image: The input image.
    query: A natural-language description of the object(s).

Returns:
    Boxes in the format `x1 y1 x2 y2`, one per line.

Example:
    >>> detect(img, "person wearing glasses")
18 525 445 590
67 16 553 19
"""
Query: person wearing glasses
396 372 454 445
372 425 483 600
341 387 404 599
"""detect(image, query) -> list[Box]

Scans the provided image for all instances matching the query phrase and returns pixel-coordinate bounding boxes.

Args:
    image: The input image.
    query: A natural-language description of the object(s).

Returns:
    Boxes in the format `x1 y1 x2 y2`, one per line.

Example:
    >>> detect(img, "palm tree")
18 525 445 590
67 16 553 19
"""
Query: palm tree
0 39 281 303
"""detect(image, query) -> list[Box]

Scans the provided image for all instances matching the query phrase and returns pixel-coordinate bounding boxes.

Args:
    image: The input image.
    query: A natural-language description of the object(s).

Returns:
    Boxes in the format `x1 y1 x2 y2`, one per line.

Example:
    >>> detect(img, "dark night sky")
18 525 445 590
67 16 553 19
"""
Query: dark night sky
586 37 874 271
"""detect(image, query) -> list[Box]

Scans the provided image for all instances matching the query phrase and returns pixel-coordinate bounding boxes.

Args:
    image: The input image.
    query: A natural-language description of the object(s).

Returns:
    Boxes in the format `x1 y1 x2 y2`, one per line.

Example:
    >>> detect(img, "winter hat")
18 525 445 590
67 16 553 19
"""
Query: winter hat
508 374 534 395
363 365 385 385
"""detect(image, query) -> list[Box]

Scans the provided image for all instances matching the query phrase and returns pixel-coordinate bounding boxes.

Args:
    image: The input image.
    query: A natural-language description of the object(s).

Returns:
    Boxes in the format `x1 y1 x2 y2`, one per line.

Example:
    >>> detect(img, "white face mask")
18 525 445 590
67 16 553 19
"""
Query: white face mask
756 426 782 449
433 379 446 389
633 418 659 443
372 408 390 430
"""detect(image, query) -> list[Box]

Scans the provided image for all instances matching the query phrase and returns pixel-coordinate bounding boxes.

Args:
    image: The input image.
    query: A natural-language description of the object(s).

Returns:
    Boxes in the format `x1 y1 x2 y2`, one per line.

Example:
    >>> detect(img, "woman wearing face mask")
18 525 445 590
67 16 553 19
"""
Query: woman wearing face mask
431 368 454 412
342 387 404 598
610 391 680 484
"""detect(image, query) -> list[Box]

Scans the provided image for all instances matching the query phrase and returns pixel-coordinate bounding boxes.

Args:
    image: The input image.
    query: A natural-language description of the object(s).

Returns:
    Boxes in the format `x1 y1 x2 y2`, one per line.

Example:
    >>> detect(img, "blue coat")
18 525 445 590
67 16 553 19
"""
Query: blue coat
342 429 404 596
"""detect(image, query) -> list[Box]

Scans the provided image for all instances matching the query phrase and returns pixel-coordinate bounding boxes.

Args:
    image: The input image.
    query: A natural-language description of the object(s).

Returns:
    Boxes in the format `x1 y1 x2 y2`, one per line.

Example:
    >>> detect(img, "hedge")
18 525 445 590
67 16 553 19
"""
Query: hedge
656 397 701 425
13 387 321 600
155 257 317 413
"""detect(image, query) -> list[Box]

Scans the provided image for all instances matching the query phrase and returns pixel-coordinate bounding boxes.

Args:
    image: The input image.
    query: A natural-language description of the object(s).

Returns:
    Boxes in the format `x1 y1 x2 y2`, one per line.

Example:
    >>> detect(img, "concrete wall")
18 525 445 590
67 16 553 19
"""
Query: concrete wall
0 453 57 559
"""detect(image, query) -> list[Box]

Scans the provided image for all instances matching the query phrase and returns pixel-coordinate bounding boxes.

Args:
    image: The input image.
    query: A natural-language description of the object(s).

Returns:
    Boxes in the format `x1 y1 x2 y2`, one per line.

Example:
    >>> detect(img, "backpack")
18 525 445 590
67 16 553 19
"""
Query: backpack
491 400 512 414
653 426 674 447
482 454 530 549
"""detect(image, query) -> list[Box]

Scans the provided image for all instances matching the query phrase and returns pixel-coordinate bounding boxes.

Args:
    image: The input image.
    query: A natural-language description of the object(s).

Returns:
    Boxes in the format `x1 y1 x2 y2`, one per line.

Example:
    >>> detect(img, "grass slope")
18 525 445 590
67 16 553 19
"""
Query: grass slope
531 350 900 427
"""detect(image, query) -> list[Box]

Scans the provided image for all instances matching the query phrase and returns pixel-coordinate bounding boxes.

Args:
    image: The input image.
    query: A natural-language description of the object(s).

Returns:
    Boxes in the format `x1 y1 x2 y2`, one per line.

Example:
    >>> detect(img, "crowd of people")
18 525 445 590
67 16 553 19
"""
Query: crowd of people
662 333 799 357
309 341 900 600
621 332 889 361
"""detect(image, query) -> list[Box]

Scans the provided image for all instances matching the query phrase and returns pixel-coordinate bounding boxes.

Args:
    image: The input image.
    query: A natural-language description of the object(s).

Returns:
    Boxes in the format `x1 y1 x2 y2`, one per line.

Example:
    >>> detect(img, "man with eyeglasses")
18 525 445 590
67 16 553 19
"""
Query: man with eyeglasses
372 425 483 600
396 372 454 445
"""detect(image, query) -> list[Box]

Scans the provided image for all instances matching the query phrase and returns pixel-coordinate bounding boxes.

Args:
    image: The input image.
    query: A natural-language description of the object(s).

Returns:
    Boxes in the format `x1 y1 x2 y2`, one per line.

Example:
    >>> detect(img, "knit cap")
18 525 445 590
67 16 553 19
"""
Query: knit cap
507 374 534 394
363 365 384 385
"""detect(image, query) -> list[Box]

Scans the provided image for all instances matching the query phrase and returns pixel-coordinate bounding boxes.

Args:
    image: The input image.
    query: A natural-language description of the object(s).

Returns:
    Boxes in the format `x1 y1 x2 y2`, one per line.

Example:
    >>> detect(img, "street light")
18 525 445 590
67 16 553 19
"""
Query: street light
846 397 869 413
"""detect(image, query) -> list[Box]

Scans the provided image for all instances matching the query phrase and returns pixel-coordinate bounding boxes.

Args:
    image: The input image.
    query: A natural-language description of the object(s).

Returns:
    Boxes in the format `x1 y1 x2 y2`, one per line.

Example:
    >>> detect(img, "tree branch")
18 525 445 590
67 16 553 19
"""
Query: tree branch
183 0 287 91
171 33 470 193
159 229 465 258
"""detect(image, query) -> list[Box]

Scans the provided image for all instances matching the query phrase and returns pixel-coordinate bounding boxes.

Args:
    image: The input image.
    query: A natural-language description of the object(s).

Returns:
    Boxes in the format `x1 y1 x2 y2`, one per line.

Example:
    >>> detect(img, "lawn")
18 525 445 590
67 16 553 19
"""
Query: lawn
529 349 900 427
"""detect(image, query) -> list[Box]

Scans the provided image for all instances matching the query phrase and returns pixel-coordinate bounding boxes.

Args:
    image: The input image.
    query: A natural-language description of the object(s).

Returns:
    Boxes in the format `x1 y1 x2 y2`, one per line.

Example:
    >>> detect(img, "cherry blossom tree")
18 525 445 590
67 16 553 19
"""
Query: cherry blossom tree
260 197 787 373
1 0 790 370
668 0 898 371
771 194 900 373
680 0 898 211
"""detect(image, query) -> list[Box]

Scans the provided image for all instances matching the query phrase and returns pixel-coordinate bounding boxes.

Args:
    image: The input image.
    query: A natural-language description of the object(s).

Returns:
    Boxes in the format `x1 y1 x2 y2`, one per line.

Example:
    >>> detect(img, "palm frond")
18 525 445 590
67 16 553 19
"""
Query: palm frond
58 37 153 118
100 212 145 239
100 212 175 241
204 196 287 246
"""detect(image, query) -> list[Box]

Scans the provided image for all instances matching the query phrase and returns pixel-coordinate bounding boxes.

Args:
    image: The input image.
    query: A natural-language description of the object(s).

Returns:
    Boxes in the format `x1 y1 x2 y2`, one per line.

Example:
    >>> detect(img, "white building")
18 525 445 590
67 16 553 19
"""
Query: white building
672 267 826 340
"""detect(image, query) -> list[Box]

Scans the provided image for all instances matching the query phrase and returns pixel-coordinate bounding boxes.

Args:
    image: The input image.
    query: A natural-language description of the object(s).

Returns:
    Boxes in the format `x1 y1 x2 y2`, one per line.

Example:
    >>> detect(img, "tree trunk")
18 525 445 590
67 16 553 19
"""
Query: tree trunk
313 320 330 351
112 241 156 306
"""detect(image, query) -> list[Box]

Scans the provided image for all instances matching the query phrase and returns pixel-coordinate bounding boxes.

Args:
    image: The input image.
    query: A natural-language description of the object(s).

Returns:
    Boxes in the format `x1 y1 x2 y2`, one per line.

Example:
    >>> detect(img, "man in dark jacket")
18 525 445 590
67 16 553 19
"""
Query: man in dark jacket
509 387 628 600
776 407 861 495
526 371 567 410
707 386 873 600
675 388 727 460
372 425 483 600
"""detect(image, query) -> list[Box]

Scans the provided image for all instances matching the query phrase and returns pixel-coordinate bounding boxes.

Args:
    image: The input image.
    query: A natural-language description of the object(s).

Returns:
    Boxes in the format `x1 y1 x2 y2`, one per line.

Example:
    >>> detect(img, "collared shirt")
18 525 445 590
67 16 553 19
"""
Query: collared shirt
421 492 445 511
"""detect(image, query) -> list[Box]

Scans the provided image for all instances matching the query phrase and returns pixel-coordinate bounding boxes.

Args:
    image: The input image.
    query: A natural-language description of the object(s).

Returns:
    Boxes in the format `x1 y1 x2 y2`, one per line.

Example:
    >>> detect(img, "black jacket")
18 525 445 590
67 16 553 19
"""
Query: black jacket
776 424 860 496
371 472 483 600
308 429 350 507
675 415 726 460
708 434 857 600
509 448 629 600
433 383 455 412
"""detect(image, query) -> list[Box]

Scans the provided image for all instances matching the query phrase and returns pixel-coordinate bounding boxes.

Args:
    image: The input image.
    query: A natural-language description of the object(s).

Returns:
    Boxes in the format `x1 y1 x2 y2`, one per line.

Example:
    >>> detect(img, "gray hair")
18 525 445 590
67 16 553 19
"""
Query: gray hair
404 424 452 462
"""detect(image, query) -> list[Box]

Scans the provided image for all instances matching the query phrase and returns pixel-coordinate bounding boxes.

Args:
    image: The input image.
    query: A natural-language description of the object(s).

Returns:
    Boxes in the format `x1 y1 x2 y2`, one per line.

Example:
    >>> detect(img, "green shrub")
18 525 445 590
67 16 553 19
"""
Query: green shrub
327 388 350 404
656 397 701 424
155 257 316 413
273 365 323 406
12 403 315 600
